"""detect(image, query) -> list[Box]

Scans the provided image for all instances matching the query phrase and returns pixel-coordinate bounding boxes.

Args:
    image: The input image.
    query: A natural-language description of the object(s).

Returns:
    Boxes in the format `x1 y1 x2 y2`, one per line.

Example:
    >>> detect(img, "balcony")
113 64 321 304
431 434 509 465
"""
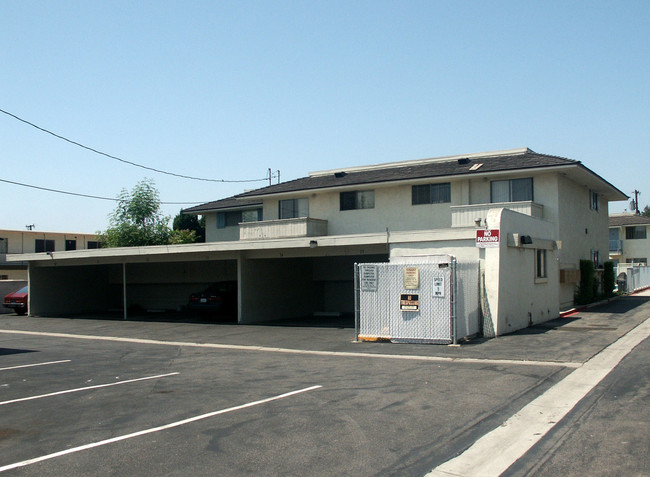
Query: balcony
239 218 328 240
450 201 544 227
609 240 623 254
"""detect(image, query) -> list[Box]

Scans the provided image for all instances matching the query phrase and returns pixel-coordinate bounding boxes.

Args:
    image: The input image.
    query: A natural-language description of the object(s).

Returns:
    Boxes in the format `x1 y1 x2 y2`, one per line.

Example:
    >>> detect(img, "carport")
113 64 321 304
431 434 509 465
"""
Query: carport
12 237 389 324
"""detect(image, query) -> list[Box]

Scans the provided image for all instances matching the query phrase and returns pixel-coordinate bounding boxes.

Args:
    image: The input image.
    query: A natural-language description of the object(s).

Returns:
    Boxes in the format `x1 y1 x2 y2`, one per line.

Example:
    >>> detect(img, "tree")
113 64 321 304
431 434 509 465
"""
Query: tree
101 179 171 247
642 205 650 217
172 209 205 242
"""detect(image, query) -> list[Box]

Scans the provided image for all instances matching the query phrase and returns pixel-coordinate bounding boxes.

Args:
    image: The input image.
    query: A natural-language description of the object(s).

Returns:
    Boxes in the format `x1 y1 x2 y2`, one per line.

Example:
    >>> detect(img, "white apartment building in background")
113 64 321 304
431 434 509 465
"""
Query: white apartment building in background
609 214 650 265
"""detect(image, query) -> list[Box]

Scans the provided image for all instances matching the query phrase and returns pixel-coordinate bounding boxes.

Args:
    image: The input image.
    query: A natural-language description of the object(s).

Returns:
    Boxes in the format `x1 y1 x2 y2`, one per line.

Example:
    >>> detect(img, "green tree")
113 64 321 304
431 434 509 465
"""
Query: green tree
642 205 650 217
172 209 205 242
101 179 171 247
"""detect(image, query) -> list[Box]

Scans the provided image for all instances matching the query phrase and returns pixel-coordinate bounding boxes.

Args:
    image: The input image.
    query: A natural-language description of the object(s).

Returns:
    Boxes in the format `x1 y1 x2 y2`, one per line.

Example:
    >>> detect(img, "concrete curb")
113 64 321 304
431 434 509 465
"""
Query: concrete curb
560 287 650 317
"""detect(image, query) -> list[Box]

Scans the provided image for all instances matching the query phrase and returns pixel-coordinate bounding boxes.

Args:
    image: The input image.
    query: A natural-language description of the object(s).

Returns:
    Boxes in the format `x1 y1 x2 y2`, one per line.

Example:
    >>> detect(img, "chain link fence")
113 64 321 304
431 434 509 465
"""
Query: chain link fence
354 257 479 344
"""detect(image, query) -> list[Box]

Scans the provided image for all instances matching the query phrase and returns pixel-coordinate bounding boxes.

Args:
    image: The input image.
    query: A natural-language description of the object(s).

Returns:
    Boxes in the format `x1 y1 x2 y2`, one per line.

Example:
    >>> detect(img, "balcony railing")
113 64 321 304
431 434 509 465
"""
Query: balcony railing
609 240 623 254
239 217 328 240
450 201 544 227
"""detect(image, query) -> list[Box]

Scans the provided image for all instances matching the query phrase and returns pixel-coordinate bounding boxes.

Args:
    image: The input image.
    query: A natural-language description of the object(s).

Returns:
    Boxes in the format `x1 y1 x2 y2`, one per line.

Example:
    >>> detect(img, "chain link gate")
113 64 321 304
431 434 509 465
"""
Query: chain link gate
355 258 455 344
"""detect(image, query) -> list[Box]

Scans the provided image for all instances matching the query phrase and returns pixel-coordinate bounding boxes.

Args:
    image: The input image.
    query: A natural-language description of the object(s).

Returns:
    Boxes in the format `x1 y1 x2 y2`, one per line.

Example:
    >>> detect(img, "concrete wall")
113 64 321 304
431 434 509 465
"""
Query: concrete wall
483 208 559 337
556 174 610 308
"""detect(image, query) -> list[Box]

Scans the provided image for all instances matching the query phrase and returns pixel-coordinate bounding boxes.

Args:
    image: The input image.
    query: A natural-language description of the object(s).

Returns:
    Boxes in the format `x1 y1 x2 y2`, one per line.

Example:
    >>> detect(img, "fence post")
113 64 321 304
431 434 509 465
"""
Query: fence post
354 263 360 342
451 257 457 345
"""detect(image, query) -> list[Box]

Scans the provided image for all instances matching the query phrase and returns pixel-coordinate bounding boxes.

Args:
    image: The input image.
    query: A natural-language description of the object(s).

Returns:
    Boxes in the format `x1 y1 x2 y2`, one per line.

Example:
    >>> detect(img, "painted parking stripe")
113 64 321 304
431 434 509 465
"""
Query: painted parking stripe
426 316 650 477
0 372 179 406
0 384 322 473
0 329 581 368
0 360 71 372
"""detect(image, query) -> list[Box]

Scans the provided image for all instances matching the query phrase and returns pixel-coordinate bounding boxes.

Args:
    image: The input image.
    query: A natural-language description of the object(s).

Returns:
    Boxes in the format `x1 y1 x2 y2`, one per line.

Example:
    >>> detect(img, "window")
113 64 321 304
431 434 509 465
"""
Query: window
591 249 600 268
35 239 55 253
217 208 262 229
279 198 309 219
589 189 600 211
536 249 547 279
412 183 451 205
65 240 76 251
625 226 647 240
87 241 102 249
340 190 375 210
490 178 533 203
0 237 7 254
628 258 647 265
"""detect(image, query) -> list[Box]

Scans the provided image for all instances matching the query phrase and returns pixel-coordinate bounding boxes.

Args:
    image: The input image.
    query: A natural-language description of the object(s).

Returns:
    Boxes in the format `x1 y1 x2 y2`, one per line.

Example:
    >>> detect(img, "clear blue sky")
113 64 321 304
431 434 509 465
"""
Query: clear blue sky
2 1 649 233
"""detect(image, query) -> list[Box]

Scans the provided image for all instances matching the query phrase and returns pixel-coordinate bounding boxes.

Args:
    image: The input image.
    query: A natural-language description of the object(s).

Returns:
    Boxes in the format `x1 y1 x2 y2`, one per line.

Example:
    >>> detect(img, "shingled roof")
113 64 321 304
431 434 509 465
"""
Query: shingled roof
184 148 625 214
609 214 650 227
237 148 578 198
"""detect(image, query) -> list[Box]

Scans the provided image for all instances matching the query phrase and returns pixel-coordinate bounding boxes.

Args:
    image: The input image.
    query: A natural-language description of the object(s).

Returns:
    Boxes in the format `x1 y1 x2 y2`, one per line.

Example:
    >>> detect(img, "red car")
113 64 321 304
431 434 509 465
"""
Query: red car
4 286 28 315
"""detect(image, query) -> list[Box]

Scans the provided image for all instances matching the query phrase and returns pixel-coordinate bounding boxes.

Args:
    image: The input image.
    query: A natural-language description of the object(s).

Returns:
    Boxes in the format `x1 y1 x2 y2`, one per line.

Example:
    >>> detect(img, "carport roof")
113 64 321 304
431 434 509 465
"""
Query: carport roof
184 148 627 211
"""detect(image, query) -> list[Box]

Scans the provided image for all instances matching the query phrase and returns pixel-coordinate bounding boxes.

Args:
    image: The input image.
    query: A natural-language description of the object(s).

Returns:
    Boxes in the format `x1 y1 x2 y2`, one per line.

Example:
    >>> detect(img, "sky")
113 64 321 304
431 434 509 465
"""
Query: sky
2 1 649 234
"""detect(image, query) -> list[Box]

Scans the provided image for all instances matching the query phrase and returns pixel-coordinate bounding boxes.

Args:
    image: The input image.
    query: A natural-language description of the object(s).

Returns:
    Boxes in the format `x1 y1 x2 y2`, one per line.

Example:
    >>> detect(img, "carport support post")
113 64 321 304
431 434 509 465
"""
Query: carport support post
122 262 127 321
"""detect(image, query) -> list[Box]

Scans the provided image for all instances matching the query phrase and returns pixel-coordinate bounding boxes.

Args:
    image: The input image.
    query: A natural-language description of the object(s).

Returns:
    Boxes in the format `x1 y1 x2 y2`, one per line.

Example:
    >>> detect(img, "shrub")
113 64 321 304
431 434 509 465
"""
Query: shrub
575 259 595 305
603 261 616 297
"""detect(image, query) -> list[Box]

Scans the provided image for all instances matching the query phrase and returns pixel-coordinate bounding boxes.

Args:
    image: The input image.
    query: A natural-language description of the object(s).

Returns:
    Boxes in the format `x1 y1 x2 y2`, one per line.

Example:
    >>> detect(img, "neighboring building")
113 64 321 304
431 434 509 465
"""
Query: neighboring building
8 148 627 338
609 214 650 265
0 229 101 280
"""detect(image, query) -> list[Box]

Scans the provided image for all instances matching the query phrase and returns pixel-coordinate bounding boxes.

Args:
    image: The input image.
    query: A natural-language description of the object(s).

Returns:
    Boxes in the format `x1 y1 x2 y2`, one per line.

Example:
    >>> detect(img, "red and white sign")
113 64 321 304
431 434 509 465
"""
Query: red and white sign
476 229 500 248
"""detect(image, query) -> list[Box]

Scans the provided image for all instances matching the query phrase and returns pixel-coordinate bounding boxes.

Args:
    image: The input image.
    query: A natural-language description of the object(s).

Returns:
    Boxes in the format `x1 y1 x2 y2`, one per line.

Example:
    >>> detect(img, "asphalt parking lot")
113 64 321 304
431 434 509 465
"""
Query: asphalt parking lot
0 293 648 476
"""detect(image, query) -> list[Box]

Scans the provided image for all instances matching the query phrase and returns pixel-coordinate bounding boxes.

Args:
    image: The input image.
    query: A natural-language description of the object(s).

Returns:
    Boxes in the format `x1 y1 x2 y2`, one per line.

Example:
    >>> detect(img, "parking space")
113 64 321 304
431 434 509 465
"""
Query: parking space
0 293 648 476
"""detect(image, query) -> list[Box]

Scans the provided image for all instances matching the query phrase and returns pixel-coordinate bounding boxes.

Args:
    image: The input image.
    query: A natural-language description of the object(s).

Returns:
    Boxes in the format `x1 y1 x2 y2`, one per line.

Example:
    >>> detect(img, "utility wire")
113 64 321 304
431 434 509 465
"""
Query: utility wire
0 178 205 205
0 108 271 183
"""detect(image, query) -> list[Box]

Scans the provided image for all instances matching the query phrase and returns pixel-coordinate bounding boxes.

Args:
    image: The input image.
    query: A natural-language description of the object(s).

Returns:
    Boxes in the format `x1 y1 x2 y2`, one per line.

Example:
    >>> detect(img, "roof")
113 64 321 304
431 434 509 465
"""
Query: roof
609 214 650 227
185 148 627 212
183 197 263 215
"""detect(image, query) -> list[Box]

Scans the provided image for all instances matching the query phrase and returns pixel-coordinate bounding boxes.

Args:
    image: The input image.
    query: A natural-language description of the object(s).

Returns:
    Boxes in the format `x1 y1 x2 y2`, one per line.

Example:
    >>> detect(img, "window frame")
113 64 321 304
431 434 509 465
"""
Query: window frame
589 189 600 211
340 190 375 211
279 198 309 219
535 249 547 281
217 208 263 229
35 239 55 253
411 183 451 205
625 226 647 240
490 177 534 203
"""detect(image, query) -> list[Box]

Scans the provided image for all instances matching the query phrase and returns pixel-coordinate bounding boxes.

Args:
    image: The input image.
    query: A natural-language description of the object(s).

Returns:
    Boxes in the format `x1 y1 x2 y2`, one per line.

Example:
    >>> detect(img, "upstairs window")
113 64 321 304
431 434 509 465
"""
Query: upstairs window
490 178 533 203
35 239 55 253
217 208 262 228
412 183 451 205
87 241 102 249
340 190 375 210
0 238 7 254
626 226 647 240
589 190 600 211
279 198 309 219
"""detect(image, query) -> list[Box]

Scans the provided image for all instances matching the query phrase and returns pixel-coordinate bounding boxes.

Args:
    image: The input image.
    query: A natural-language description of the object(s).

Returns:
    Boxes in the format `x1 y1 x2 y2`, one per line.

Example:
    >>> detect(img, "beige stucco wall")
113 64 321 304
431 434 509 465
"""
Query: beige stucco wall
0 230 100 254
616 225 650 263
483 208 559 337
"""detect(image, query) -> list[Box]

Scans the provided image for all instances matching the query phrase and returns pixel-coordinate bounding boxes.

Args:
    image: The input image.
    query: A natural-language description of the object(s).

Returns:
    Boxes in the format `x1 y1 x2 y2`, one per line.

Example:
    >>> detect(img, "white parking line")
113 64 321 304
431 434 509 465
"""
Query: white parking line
0 384 322 473
0 372 179 406
425 316 650 477
0 360 71 372
0 329 581 368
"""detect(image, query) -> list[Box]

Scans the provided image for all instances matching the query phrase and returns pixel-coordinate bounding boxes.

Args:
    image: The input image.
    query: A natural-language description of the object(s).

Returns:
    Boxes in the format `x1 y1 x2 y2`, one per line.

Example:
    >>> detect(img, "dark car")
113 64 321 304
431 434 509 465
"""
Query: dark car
4 286 28 316
187 281 237 318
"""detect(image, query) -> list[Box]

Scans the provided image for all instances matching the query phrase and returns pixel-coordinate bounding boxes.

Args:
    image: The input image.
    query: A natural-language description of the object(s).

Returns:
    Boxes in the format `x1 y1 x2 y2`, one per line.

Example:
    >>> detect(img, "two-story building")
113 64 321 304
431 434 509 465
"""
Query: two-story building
8 148 626 338
1 229 102 280
609 214 650 265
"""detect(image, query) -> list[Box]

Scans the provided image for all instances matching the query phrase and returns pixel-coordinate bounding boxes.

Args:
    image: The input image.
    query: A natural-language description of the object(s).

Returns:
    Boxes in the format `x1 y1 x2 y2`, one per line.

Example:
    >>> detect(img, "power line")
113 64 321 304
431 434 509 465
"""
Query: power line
0 108 271 183
0 178 205 205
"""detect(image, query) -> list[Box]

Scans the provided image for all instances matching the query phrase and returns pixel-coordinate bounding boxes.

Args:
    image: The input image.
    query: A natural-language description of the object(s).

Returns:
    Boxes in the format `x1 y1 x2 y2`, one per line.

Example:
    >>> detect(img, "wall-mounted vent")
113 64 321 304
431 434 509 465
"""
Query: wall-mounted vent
457 158 471 165
334 171 347 178
469 163 484 171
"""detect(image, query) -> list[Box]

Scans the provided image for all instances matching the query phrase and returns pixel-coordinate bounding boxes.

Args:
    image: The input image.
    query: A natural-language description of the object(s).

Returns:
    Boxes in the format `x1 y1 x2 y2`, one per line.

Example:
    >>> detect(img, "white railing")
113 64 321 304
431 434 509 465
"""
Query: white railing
450 201 544 227
239 218 328 240
617 264 650 293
